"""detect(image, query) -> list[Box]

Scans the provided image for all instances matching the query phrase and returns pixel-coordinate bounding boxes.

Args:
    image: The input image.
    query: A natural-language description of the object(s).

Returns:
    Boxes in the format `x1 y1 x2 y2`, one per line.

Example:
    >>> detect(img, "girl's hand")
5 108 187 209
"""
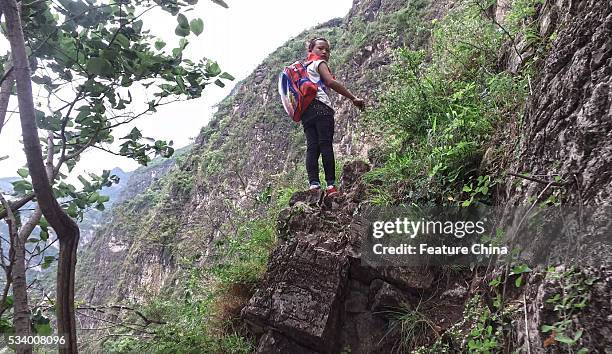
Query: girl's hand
352 98 365 111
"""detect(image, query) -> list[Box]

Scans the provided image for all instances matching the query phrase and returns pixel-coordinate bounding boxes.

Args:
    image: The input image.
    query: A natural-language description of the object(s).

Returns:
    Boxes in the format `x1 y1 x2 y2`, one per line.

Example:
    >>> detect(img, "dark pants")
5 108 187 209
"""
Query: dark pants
301 100 335 186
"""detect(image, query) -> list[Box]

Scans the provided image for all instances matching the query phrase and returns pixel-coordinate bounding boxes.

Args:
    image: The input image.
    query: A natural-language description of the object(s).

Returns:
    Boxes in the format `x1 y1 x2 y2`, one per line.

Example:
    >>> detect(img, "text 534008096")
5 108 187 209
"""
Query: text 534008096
7 335 66 346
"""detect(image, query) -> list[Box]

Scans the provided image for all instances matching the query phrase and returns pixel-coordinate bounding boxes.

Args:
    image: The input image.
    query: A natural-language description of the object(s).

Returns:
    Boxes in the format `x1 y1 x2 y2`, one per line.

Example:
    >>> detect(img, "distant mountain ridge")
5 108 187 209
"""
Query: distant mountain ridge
0 176 18 195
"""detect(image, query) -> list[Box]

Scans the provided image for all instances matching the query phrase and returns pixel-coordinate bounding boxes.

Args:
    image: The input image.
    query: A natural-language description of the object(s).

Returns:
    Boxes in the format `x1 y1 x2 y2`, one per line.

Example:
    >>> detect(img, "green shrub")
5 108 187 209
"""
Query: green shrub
363 0 528 205
211 219 276 287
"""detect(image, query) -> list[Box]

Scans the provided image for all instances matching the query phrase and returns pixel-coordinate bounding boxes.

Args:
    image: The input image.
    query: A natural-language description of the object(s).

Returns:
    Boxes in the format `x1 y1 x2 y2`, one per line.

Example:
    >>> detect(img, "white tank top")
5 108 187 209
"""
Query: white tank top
306 60 333 109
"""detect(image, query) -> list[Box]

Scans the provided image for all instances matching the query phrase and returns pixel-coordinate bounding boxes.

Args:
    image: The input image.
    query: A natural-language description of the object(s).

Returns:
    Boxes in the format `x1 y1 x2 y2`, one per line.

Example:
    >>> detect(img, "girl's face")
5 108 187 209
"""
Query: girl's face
310 40 330 61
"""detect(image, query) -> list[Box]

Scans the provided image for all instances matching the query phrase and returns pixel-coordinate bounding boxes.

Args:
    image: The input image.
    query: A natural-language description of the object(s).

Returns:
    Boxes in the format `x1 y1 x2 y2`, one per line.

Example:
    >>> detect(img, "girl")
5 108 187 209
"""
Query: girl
301 37 365 195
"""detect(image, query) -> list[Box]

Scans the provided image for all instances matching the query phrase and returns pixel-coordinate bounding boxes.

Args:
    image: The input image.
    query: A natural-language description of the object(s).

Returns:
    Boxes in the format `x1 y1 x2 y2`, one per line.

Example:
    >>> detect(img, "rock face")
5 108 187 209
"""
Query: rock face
508 0 612 206
503 0 612 351
242 162 450 353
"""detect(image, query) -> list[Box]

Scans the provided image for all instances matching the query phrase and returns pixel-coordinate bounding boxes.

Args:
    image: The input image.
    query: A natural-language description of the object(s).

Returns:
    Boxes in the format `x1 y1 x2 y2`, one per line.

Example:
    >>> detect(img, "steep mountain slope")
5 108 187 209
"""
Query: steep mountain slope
76 0 427 306
76 154 179 302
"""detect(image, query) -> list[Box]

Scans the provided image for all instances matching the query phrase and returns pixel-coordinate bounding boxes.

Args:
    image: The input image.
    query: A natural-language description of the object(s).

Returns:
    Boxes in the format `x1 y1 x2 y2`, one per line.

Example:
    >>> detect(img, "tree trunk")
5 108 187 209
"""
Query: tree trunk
12 229 32 354
1 1 80 352
0 195 32 354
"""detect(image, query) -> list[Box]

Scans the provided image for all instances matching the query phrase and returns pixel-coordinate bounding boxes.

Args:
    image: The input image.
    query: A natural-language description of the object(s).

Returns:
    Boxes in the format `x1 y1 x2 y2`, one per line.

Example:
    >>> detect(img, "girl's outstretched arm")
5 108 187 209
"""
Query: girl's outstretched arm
318 62 365 111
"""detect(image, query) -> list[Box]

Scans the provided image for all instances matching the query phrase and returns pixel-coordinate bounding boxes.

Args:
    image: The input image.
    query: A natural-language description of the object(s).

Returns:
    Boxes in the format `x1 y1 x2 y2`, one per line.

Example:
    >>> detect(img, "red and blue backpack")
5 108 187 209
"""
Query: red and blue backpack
278 60 318 122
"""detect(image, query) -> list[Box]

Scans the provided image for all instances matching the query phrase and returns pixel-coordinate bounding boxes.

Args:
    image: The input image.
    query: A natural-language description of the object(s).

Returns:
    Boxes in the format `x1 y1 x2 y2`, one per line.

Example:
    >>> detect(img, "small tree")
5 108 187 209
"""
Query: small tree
0 0 232 352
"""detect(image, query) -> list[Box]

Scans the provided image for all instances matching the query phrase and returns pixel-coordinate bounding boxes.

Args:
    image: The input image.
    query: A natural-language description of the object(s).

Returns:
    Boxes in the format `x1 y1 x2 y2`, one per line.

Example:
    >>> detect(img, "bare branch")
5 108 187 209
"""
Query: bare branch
78 305 167 325
26 238 58 260
75 309 156 334
0 193 35 220
507 172 568 187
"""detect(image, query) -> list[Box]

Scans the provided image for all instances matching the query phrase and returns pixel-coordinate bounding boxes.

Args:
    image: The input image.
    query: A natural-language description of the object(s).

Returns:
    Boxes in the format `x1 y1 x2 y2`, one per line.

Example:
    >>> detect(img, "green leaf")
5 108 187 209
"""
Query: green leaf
177 14 189 28
514 275 523 288
555 333 576 345
86 57 113 76
219 71 235 80
155 39 166 50
66 204 78 218
541 325 554 333
115 33 130 48
87 192 100 203
123 127 143 140
511 264 532 275
190 18 204 36
17 168 29 178
39 217 49 229
4 296 13 308
209 64 222 77
573 329 583 341
467 339 477 349
41 256 55 269
211 0 229 8
40 229 49 241
66 158 77 172
175 75 186 93
101 49 116 61
214 79 225 88
98 195 110 203
175 25 190 37
132 19 144 33
35 109 62 130
11 180 33 194
78 175 92 189
179 38 189 49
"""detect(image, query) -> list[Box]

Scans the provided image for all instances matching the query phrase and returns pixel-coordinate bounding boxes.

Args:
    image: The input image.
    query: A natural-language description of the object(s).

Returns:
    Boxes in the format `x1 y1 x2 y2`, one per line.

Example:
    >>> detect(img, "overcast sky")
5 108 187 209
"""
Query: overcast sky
0 0 353 179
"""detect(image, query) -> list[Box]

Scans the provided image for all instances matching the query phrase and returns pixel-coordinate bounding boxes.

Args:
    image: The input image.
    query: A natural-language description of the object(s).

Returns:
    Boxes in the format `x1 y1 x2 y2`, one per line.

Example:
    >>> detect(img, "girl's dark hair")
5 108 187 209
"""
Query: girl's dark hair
308 37 329 51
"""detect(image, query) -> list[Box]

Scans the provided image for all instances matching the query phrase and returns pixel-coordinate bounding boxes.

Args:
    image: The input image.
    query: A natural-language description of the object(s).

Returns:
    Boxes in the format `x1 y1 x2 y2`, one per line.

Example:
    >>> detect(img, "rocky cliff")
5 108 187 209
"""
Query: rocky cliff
76 154 178 303
505 0 612 351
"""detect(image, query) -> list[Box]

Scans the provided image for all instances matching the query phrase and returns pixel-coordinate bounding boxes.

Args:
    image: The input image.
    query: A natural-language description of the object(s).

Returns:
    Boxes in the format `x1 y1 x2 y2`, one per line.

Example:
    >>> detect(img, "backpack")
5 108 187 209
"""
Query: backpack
278 61 318 122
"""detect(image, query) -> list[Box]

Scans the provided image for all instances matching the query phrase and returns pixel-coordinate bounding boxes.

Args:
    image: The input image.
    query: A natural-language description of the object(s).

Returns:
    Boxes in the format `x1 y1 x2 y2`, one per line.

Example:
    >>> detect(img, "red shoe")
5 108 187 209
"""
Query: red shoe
326 185 338 196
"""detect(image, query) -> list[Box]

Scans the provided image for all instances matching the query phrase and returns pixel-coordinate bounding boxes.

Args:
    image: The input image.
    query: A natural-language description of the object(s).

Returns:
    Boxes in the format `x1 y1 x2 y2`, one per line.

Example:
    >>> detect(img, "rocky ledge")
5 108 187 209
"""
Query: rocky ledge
241 161 463 353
